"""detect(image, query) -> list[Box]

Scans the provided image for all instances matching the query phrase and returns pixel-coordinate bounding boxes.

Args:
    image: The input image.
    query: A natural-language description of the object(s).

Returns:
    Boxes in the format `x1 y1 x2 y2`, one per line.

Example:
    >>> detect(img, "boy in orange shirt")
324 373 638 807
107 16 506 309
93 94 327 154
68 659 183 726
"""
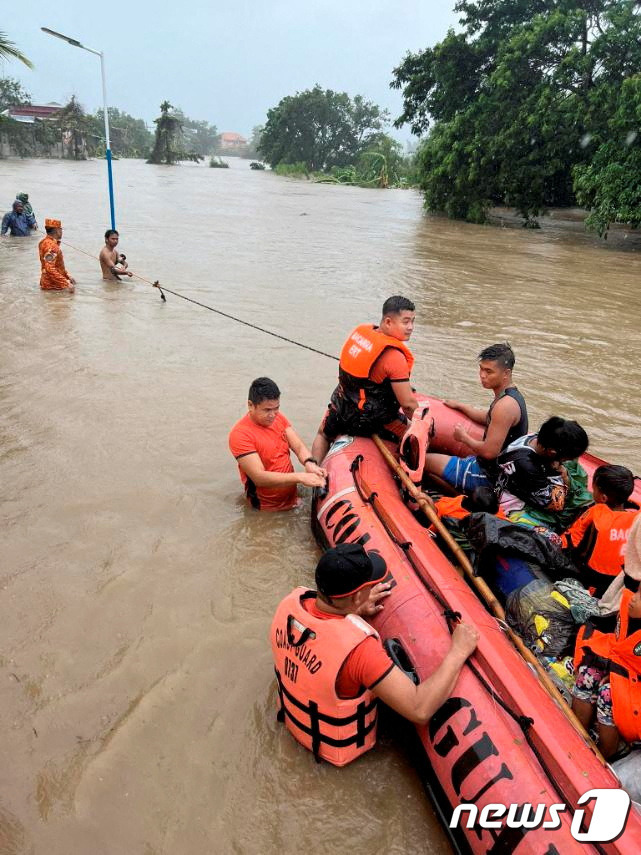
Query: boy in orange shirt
561 465 638 598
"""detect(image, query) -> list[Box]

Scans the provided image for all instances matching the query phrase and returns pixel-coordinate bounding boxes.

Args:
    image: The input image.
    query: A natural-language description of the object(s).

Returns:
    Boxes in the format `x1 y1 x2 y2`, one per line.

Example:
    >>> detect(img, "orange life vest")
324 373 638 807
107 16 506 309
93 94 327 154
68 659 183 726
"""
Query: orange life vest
433 496 509 521
574 590 641 743
270 587 379 766
331 325 414 433
562 505 638 597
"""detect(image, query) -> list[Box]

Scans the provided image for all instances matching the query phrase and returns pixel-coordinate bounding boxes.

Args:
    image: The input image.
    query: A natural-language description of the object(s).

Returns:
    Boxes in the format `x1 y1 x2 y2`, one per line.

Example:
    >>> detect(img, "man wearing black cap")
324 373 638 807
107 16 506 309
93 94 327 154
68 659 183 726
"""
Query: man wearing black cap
270 543 478 766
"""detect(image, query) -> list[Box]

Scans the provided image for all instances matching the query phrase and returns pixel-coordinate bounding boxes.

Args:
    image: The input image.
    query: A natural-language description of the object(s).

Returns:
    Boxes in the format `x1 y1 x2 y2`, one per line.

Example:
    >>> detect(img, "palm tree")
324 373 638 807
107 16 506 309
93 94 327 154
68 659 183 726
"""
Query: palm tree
0 31 34 68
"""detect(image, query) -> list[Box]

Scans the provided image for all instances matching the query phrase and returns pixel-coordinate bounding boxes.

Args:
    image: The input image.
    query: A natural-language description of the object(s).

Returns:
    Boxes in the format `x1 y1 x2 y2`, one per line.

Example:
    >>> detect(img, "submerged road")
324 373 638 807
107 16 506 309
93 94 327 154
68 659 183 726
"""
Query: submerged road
1 156 640 854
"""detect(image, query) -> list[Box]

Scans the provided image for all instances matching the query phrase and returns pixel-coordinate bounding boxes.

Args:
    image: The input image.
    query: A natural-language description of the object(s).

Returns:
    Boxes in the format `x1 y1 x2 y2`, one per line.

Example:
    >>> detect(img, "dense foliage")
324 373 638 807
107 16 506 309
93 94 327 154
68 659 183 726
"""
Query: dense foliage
392 0 641 232
89 108 154 158
258 85 388 171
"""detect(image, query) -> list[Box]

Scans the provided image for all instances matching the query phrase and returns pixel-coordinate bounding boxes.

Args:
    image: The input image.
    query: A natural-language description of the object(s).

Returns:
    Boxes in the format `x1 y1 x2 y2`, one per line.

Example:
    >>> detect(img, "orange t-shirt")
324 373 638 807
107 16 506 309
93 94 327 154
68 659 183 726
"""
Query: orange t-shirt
302 598 394 698
228 411 298 511
369 347 411 384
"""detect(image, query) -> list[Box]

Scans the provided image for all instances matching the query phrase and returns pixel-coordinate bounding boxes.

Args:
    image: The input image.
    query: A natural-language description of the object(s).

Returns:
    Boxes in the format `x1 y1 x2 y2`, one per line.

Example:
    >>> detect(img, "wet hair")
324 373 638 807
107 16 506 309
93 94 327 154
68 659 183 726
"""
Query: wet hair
382 296 415 318
537 416 589 460
461 486 499 514
105 229 119 240
478 342 515 370
248 377 280 405
593 464 634 506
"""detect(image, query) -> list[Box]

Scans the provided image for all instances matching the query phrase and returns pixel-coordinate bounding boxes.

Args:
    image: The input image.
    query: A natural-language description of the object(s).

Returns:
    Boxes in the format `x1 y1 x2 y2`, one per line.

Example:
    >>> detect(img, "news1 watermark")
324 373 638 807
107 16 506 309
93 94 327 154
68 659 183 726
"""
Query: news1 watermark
450 789 632 843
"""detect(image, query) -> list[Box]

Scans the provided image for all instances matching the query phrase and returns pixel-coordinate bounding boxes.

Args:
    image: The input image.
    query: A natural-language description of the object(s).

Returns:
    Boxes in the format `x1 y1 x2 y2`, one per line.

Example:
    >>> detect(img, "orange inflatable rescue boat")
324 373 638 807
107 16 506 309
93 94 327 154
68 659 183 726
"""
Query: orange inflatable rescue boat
312 395 641 853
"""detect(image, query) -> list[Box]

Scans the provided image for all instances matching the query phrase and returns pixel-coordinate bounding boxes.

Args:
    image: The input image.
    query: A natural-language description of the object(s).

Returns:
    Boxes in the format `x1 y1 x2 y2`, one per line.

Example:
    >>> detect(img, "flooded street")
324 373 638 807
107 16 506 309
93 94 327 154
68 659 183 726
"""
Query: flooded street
1 156 640 855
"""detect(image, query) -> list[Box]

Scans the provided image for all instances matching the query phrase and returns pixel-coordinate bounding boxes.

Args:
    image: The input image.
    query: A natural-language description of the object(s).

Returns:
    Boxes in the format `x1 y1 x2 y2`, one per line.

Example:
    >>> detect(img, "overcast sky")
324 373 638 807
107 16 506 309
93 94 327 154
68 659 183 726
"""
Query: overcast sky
5 1 459 141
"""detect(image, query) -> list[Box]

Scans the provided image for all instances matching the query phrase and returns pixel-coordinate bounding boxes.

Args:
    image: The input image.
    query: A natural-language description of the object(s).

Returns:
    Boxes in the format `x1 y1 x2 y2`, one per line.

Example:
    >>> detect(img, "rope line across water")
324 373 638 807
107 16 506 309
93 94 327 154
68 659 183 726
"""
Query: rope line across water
61 240 340 362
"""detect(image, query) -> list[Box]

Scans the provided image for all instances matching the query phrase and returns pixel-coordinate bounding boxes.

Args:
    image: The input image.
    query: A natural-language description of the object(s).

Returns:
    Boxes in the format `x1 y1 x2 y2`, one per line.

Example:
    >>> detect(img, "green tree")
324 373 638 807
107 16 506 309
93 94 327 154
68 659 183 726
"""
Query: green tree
392 0 641 225
258 85 388 171
90 108 154 158
574 75 641 235
0 31 33 68
147 101 203 164
246 125 264 159
0 77 31 111
357 133 407 187
55 96 91 160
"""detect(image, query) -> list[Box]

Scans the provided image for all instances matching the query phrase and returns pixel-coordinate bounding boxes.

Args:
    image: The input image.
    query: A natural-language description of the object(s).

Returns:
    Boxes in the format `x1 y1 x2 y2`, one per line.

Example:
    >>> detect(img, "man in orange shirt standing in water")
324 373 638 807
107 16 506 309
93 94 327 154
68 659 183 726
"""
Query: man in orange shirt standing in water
38 218 76 292
229 377 327 511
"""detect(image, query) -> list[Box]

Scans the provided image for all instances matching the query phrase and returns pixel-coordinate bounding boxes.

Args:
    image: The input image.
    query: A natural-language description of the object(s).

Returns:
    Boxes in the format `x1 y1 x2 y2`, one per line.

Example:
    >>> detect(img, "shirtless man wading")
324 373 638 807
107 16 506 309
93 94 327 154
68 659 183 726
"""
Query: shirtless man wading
99 229 133 281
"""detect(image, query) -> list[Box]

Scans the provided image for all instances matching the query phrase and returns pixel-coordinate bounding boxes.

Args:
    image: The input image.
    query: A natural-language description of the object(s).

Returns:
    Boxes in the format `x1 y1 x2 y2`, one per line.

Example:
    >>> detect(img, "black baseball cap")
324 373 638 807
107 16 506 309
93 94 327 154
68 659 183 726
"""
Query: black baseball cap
315 543 387 599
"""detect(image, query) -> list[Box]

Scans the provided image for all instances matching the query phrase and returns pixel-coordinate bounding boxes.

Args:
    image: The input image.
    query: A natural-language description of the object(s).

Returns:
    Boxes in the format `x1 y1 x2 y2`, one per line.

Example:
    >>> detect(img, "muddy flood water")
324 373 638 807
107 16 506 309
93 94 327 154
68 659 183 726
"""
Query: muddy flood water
1 156 640 855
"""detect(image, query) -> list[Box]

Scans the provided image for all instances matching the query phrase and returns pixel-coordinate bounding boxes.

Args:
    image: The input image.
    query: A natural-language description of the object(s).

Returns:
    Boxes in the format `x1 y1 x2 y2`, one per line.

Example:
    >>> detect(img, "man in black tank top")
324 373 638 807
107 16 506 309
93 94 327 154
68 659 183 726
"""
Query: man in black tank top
423 343 528 494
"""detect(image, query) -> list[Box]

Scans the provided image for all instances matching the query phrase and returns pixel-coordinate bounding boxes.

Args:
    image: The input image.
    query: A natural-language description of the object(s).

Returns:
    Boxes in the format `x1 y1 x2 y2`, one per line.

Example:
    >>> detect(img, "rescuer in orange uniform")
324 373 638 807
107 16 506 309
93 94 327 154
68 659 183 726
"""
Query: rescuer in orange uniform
38 219 75 292
311 295 419 463
561 464 639 597
270 543 478 766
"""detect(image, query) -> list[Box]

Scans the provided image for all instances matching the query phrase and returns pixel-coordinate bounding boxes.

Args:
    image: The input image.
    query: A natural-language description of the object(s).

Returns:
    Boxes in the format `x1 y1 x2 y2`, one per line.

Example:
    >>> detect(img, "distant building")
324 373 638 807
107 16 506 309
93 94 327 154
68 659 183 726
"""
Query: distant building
0 102 87 159
2 103 63 123
219 131 247 150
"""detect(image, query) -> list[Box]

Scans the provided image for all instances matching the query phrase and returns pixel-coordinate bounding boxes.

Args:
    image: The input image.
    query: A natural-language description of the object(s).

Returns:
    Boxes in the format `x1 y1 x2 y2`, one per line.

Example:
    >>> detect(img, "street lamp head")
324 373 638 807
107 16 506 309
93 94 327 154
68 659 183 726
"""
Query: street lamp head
41 27 84 48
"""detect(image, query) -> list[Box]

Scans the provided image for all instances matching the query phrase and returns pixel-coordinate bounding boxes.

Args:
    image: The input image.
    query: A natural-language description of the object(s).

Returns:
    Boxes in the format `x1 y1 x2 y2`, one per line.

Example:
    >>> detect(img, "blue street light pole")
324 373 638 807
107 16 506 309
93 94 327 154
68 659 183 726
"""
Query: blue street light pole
41 27 116 230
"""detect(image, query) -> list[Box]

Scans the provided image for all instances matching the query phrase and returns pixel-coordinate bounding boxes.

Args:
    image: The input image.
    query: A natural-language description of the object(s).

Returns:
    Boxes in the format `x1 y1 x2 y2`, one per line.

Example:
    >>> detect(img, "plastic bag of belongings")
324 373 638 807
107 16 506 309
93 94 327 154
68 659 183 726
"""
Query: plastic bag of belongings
505 579 578 659
463 512 579 598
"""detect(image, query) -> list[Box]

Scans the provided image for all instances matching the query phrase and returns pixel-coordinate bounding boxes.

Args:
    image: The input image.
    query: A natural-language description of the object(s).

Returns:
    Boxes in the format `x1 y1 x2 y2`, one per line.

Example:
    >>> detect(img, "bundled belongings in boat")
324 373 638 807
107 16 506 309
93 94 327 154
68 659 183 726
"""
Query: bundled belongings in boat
311 395 641 852
463 511 578 596
506 579 578 658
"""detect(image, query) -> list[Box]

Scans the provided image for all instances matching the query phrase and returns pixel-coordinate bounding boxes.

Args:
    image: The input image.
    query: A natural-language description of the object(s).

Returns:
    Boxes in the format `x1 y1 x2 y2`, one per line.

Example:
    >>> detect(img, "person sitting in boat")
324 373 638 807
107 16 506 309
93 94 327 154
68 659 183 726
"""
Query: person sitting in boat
228 377 326 511
270 543 479 766
310 296 418 463
422 343 528 494
572 569 641 758
561 465 639 598
496 417 589 520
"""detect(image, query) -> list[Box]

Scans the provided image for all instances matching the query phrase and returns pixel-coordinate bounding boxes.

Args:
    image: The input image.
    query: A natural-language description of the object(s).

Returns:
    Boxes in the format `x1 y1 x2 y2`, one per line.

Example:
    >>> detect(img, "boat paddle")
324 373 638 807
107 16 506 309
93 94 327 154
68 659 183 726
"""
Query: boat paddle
371 433 604 759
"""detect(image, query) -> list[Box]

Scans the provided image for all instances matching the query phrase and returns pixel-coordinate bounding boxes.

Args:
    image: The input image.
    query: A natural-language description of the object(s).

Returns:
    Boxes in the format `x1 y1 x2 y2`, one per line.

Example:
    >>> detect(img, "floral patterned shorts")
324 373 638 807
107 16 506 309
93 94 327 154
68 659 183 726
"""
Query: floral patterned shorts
572 662 614 726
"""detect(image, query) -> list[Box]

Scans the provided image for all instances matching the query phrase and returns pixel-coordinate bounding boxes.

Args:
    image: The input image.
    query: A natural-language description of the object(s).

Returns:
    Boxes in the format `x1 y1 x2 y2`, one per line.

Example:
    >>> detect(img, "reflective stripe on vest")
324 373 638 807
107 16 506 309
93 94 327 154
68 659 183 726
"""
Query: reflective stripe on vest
270 587 380 766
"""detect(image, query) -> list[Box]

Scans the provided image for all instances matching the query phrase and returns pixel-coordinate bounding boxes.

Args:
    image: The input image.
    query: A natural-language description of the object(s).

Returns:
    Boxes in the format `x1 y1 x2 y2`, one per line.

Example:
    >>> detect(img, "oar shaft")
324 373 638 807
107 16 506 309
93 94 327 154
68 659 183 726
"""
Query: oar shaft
371 433 601 756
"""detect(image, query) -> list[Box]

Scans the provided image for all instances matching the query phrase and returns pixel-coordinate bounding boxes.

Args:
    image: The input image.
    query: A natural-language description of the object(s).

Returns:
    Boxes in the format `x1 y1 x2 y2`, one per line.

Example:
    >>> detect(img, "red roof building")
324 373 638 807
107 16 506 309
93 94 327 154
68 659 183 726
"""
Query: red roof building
3 103 63 124
219 131 247 149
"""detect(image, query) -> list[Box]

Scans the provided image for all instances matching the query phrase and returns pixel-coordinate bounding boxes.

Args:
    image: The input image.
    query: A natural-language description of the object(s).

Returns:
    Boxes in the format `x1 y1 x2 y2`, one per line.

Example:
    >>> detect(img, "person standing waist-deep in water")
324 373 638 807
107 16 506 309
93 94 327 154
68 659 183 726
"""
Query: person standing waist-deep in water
99 229 133 281
39 219 76 292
